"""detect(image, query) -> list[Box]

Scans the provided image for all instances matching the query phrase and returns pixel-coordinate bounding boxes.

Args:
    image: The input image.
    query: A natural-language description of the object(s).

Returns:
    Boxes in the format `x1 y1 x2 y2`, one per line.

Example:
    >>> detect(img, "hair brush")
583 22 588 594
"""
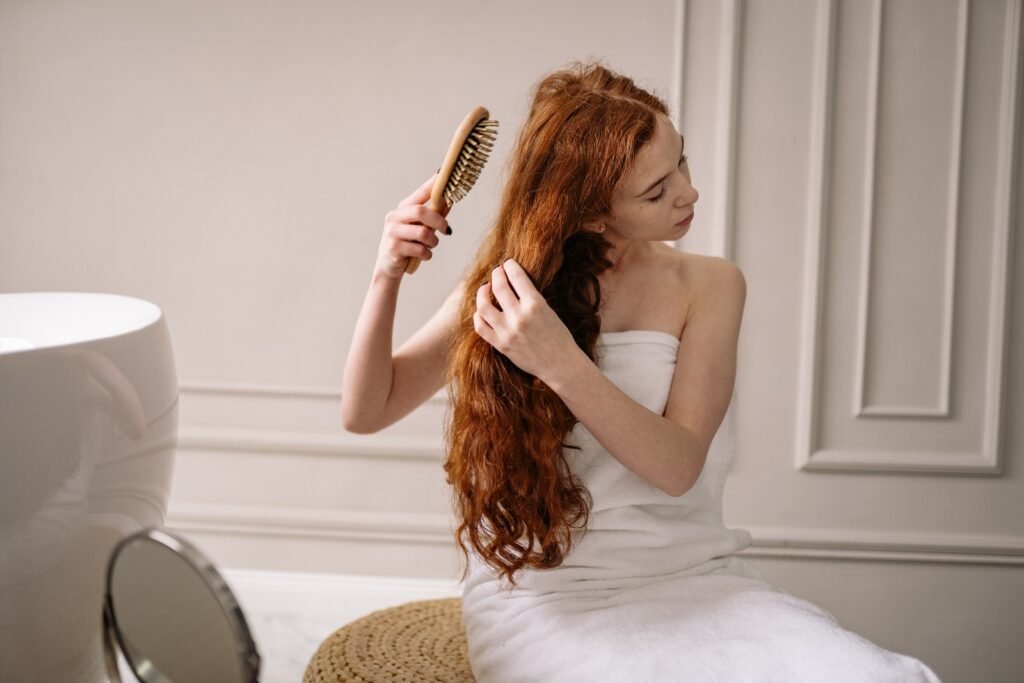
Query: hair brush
405 105 499 274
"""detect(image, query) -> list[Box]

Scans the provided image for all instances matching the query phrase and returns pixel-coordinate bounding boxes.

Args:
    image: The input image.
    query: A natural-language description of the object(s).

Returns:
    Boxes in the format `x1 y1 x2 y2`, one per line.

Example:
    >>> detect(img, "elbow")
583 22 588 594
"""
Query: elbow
342 418 371 434
342 417 376 435
666 435 709 496
340 404 378 435
665 479 693 498
666 465 701 497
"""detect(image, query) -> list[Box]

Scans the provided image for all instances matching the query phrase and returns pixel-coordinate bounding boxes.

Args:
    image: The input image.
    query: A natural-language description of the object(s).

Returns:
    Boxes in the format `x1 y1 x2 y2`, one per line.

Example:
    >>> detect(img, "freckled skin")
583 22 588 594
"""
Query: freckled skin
583 113 699 270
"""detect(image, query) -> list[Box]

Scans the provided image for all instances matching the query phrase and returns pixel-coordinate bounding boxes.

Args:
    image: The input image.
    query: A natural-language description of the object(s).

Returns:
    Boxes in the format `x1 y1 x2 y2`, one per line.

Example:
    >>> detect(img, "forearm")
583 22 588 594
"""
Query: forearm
544 353 705 496
341 267 402 432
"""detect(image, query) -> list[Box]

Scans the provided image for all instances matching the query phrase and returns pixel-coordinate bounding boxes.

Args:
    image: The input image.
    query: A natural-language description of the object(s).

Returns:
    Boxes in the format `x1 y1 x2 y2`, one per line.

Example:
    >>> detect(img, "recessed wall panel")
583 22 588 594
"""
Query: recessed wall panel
809 0 1013 470
862 0 962 414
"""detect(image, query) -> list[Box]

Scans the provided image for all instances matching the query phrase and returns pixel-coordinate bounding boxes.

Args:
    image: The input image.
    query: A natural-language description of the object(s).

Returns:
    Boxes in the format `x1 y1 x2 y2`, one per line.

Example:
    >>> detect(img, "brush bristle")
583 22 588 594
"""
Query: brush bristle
444 118 499 205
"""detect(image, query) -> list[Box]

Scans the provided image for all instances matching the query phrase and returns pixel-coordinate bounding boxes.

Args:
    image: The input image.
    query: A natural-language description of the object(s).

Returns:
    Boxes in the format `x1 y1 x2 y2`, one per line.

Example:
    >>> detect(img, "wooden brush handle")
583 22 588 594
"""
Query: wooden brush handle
403 189 445 276
405 106 491 275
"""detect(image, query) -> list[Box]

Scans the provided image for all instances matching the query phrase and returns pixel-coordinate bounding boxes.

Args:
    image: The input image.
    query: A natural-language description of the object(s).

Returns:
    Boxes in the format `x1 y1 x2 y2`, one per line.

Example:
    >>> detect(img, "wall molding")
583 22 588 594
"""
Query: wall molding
179 379 448 406
795 0 836 474
168 502 455 544
796 0 1018 474
178 426 445 461
176 380 448 456
667 0 689 251
986 0 1022 475
166 502 1024 567
711 0 743 261
852 0 967 419
670 0 688 131
742 525 1024 565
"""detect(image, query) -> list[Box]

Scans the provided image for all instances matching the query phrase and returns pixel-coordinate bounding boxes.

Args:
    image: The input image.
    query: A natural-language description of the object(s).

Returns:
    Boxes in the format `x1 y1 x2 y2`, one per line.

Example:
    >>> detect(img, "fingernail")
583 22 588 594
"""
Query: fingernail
446 225 453 235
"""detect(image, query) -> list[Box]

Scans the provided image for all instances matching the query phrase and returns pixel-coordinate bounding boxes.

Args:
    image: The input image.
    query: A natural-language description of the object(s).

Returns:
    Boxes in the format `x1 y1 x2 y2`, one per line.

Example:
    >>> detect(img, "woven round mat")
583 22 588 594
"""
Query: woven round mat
302 597 476 683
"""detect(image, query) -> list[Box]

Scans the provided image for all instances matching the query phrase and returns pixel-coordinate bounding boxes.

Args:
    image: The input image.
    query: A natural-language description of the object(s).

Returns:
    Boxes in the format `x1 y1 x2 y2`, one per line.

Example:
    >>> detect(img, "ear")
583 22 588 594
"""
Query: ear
580 219 606 234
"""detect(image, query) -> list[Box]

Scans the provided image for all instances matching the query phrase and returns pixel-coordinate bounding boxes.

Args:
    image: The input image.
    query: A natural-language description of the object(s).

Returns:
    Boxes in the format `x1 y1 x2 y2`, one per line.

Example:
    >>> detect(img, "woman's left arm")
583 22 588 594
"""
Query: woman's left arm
475 258 746 498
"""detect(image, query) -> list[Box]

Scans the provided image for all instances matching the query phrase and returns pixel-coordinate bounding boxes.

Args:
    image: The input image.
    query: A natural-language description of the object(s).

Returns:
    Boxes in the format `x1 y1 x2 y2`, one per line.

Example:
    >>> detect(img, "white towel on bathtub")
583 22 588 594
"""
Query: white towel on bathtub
459 330 942 682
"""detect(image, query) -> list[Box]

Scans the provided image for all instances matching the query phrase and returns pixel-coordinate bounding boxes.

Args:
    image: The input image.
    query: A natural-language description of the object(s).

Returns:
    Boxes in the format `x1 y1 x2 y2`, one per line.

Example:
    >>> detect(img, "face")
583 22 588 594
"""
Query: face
589 113 699 243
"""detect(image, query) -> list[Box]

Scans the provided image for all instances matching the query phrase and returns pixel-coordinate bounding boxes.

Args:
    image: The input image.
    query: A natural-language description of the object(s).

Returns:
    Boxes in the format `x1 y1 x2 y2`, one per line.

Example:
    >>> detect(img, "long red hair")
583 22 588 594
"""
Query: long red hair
442 60 670 590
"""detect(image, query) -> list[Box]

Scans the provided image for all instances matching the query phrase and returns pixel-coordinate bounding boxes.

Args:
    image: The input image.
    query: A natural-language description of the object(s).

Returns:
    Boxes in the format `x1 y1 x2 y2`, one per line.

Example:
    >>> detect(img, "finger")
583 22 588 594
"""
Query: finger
489 265 520 312
391 204 448 234
499 259 537 300
392 239 432 261
472 310 494 343
398 172 440 207
383 224 435 263
392 222 440 249
476 282 502 327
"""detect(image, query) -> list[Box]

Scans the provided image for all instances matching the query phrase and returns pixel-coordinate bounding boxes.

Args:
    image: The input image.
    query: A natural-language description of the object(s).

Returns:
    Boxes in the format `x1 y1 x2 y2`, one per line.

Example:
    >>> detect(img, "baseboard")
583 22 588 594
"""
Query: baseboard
170 502 1024 566
221 567 463 626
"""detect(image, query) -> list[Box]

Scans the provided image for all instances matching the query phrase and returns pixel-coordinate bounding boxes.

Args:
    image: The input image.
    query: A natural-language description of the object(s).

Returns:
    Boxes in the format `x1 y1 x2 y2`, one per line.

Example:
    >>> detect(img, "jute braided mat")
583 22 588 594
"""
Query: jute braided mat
302 597 476 682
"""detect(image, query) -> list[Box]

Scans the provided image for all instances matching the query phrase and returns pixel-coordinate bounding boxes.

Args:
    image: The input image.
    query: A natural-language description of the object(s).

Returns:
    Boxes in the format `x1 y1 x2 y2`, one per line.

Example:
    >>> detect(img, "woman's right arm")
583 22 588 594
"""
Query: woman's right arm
340 172 461 434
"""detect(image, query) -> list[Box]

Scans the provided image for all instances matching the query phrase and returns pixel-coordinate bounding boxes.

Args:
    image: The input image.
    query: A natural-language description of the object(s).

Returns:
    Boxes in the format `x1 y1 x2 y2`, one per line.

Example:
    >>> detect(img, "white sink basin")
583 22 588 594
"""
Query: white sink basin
0 292 179 682
0 292 163 352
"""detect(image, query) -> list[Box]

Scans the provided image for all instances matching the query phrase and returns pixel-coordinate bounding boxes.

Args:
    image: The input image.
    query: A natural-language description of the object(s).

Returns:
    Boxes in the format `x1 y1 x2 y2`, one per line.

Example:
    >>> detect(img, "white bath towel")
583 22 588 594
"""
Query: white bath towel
460 330 942 682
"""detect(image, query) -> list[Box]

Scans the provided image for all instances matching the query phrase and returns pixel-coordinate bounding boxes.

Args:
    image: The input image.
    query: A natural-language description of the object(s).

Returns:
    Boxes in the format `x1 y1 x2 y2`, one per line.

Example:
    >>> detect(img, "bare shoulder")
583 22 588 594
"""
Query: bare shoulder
647 245 745 299
651 246 746 324
671 249 744 294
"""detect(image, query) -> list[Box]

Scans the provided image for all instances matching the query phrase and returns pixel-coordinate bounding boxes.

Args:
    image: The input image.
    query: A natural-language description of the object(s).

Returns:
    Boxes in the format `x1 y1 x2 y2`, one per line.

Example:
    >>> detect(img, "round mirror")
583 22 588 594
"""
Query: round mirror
103 528 261 683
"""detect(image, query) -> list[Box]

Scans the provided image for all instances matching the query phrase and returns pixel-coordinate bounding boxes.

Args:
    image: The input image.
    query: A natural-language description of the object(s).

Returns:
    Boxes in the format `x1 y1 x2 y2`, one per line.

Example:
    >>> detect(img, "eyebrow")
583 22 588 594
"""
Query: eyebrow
635 133 686 198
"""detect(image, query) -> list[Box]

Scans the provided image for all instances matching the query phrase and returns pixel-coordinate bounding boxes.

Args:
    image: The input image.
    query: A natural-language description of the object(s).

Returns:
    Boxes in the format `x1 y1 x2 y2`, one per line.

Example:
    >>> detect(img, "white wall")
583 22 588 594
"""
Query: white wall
2 1 1022 681
712 2 1024 682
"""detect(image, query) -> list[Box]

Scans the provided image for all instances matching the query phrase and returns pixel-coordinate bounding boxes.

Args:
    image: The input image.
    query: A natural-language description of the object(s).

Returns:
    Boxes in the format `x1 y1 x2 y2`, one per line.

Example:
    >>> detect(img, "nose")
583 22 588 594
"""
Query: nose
676 181 698 208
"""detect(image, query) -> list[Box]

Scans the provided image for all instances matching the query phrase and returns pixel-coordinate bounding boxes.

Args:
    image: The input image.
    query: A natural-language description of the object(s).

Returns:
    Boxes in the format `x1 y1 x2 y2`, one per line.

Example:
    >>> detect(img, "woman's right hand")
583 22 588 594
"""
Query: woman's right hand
375 172 452 280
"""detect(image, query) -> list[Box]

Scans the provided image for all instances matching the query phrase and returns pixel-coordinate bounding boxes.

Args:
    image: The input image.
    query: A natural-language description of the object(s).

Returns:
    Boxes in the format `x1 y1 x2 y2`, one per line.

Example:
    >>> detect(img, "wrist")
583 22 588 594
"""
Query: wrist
542 347 595 396
372 263 404 286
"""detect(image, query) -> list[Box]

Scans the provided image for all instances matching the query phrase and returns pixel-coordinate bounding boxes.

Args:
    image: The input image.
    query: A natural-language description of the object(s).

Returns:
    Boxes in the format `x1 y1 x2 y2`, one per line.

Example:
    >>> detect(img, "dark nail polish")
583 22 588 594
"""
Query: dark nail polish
446 225 453 235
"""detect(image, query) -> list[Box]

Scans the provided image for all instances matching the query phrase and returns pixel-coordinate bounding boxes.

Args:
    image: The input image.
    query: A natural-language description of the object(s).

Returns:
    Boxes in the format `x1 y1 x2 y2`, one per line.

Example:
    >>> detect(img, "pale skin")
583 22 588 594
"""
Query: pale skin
342 113 746 497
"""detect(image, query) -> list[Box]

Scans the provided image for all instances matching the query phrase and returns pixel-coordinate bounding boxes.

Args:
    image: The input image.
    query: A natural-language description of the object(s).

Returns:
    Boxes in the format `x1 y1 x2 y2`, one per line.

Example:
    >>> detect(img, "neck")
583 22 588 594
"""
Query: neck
603 237 645 274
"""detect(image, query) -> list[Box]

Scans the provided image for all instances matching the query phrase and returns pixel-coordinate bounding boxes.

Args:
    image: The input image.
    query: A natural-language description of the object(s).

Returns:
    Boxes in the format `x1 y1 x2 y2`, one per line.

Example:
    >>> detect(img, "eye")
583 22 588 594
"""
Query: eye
647 154 689 203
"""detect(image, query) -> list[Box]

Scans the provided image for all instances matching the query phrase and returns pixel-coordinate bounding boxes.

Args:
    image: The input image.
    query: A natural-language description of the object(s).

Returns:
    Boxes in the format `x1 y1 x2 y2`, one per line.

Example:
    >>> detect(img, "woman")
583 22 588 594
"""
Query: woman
342 60 941 682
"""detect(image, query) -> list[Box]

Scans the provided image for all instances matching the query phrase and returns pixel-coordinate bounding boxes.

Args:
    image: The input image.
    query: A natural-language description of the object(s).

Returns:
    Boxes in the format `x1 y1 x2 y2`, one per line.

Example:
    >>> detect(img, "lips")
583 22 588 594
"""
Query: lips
675 213 694 227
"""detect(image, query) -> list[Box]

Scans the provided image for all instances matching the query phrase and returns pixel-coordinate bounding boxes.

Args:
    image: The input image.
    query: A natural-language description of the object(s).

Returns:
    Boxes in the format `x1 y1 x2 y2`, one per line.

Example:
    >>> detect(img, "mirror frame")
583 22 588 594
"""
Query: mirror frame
102 528 261 683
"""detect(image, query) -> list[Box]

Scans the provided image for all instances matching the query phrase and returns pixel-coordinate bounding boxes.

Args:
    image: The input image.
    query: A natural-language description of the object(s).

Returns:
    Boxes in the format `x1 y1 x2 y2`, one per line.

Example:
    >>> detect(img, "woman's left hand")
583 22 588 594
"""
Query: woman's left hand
474 258 583 383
